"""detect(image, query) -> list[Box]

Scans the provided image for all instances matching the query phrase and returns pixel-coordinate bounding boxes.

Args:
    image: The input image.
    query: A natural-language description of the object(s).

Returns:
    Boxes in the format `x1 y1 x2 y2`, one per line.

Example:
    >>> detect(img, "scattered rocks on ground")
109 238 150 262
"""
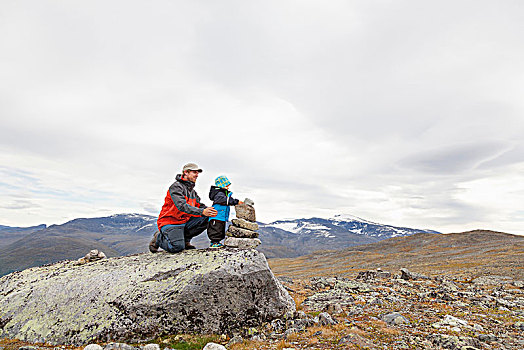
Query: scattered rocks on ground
3 265 523 350
202 343 226 350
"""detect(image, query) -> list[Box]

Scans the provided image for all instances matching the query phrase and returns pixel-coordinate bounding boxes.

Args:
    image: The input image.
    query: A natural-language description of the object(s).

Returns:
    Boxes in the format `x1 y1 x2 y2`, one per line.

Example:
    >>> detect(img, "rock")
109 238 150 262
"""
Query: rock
381 312 410 326
400 268 429 280
251 334 266 341
428 334 481 350
278 276 293 284
77 250 107 265
325 303 343 314
438 315 468 328
224 237 261 249
513 280 524 288
308 277 335 290
478 334 497 342
234 204 256 222
231 218 259 231
202 343 226 350
271 319 286 333
84 345 103 350
335 280 373 293
303 289 355 311
0 250 294 346
226 225 259 238
103 344 135 350
356 269 391 280
226 335 243 346
284 328 298 339
338 333 377 348
295 311 307 319
291 318 312 330
318 312 337 326
471 275 513 285
142 345 160 350
515 321 524 330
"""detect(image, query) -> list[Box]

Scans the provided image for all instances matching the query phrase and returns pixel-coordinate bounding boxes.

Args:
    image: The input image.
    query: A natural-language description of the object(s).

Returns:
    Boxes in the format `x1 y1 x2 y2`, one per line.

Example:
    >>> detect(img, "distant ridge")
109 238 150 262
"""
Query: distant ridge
269 230 524 280
0 214 155 277
258 215 439 258
0 223 47 248
0 213 439 276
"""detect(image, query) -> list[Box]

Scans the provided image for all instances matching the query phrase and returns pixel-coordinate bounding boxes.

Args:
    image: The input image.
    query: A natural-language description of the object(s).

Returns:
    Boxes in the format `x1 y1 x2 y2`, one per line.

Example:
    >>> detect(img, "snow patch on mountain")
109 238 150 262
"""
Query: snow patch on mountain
264 214 439 242
270 222 300 233
331 214 377 225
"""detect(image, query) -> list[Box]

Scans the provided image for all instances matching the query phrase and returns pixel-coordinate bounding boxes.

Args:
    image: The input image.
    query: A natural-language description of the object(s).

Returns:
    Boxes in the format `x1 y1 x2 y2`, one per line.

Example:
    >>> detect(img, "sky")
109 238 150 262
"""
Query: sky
1 1 523 235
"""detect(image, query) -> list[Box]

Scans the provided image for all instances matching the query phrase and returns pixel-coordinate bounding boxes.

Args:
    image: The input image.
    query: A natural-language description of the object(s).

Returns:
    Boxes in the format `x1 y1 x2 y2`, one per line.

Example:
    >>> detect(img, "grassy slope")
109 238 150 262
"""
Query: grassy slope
268 230 524 280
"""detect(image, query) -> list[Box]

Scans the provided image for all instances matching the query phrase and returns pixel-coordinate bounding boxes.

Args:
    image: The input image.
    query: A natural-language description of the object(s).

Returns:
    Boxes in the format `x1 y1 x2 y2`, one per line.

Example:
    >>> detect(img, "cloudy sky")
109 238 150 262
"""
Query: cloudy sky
1 1 523 234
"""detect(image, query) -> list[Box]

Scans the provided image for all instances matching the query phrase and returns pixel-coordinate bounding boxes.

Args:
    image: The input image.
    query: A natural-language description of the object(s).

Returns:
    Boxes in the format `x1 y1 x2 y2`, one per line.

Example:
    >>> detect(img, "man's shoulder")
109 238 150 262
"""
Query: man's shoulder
169 180 185 192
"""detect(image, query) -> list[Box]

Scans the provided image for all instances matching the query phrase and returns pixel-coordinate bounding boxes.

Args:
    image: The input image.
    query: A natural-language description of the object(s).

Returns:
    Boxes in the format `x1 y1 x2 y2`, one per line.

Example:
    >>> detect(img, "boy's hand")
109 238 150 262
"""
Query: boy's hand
238 201 244 205
203 207 217 217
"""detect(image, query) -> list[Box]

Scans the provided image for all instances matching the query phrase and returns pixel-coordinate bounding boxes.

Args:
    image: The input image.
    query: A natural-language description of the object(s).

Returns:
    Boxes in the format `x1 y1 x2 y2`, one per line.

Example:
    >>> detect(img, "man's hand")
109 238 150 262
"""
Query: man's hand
203 207 217 217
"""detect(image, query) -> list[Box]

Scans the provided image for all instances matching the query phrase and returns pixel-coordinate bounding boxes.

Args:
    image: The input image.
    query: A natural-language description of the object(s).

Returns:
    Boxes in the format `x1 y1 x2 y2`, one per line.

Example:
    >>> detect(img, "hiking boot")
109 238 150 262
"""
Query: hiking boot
149 230 159 253
209 242 224 249
185 242 196 250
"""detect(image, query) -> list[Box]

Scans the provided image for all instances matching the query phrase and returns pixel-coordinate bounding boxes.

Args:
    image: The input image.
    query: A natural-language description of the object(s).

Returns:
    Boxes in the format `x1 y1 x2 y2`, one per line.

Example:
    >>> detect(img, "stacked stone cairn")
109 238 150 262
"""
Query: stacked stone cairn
224 199 261 249
76 249 106 265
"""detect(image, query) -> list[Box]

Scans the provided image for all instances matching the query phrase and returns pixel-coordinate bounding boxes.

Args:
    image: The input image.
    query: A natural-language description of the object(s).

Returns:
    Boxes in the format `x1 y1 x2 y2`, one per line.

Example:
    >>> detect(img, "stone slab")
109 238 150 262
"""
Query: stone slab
234 204 256 222
231 218 259 231
227 225 259 238
224 237 261 249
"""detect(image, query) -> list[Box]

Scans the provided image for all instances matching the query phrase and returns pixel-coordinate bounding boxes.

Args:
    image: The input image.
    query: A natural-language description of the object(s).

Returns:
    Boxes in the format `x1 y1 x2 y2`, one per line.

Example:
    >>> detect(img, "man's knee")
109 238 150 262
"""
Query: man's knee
158 225 185 253
169 240 185 253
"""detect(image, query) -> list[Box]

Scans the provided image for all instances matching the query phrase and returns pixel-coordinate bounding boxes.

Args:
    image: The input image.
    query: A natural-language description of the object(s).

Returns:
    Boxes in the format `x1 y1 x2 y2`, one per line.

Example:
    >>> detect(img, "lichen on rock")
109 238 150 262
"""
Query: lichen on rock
0 249 294 346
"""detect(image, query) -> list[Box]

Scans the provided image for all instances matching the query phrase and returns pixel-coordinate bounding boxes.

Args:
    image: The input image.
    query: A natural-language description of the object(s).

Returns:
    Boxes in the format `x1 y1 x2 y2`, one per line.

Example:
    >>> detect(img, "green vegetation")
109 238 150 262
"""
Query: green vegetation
154 335 221 350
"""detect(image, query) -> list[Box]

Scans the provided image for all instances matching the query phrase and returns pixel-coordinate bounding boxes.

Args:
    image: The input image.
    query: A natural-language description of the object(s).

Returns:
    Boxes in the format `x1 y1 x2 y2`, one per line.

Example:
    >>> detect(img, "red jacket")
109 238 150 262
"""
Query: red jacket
157 174 207 229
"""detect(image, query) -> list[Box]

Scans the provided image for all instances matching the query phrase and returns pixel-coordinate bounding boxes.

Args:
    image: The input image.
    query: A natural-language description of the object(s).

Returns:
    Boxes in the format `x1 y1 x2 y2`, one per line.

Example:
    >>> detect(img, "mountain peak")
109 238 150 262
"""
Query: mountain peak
330 213 377 224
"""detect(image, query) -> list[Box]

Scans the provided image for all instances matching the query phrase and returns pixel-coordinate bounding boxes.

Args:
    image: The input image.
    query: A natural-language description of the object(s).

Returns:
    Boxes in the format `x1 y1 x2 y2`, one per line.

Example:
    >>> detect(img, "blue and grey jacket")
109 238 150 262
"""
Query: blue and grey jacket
209 186 240 222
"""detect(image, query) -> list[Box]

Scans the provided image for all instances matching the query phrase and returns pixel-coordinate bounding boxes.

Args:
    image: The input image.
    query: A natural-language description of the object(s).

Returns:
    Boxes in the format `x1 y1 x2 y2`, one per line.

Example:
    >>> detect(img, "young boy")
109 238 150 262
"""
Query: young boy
207 175 243 248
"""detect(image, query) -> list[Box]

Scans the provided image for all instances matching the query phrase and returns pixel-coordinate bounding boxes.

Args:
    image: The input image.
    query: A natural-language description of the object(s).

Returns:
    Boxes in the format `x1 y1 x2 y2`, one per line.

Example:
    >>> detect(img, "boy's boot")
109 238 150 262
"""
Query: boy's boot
149 230 160 253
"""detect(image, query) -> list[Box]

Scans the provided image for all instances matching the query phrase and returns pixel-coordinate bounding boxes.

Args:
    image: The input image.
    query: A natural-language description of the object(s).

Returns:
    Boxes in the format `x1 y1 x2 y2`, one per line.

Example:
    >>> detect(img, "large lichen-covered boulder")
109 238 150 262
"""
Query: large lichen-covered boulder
0 249 295 346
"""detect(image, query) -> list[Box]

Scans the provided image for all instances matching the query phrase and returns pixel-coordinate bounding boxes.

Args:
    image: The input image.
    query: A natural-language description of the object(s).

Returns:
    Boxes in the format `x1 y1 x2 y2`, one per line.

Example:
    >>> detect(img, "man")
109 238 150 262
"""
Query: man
149 162 217 253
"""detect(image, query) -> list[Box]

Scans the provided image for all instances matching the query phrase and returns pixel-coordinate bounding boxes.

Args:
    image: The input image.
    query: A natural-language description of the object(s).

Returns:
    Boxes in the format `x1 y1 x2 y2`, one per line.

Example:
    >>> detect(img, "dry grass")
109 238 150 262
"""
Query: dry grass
0 338 82 350
275 339 292 350
269 230 524 280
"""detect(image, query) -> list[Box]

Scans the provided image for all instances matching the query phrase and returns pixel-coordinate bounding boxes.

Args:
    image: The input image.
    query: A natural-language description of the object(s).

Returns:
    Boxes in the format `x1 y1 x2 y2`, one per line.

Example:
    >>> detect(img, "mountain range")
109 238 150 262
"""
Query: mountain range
0 213 439 276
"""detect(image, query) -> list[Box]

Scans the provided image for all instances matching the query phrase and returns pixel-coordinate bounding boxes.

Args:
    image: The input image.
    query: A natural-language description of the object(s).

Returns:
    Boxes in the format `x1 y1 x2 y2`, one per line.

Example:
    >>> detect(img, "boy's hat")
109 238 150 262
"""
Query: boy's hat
182 163 202 173
215 175 231 188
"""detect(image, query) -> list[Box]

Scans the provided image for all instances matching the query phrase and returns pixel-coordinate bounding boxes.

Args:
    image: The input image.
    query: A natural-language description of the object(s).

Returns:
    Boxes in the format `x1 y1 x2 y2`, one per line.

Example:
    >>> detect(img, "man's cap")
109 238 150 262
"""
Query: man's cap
182 163 203 173
215 175 231 188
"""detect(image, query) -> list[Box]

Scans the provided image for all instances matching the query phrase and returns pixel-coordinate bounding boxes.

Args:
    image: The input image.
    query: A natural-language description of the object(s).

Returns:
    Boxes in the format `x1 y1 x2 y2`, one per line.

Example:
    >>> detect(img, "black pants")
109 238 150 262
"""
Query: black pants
207 219 226 243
